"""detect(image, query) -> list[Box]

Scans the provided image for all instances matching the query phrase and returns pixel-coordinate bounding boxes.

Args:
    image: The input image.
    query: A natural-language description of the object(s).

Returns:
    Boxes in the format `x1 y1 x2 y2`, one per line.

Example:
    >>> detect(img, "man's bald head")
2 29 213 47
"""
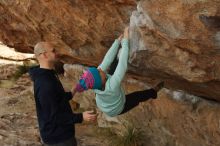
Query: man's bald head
34 42 53 56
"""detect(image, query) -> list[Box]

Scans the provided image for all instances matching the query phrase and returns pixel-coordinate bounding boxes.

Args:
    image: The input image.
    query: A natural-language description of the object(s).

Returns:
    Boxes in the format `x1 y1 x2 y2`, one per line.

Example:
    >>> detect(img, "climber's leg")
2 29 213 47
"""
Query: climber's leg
119 88 157 115
119 82 164 115
108 57 118 75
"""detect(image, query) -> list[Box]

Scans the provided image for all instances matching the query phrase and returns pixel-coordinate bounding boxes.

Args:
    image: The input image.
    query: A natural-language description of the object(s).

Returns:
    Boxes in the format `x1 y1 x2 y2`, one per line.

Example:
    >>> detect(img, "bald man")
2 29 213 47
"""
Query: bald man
29 42 97 146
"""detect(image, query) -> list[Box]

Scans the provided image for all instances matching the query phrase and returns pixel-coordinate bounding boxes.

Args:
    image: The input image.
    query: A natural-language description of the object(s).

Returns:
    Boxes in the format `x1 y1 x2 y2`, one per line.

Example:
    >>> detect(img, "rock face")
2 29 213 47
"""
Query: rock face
123 89 220 146
0 43 34 61
129 0 220 100
130 0 220 82
0 0 135 64
0 0 220 100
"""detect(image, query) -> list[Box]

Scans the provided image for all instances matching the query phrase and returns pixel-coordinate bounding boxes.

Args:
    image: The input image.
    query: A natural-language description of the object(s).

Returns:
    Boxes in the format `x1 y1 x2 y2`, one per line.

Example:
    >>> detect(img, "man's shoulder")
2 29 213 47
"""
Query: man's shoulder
35 74 55 86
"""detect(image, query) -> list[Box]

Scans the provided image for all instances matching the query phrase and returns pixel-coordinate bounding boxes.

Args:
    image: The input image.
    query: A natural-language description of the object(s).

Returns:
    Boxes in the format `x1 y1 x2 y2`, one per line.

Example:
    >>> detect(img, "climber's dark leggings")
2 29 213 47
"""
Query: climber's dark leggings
108 57 157 115
120 89 157 114
108 56 119 75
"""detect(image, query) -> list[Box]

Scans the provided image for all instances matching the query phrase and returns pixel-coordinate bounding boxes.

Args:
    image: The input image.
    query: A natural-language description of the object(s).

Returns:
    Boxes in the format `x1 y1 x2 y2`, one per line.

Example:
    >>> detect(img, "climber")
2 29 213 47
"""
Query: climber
73 27 164 117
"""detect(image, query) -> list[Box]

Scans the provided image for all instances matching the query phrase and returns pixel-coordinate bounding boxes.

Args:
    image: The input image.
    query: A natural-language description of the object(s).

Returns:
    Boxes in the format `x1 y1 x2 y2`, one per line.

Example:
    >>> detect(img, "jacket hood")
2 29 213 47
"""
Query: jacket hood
28 65 54 81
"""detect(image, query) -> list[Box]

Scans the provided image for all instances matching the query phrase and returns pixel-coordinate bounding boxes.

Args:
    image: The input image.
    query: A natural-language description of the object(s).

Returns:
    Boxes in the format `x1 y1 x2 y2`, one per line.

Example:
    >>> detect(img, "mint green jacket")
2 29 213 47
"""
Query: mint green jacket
94 38 129 117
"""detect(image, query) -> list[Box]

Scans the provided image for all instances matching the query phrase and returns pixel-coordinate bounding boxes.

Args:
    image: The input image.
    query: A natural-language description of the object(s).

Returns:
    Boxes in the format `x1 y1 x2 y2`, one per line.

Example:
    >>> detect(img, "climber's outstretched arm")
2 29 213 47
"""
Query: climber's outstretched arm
98 35 123 73
110 27 129 87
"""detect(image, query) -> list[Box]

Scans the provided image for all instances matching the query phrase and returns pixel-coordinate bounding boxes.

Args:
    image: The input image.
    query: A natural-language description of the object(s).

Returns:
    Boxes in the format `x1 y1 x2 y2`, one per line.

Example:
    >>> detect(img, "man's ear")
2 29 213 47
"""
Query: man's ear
42 52 48 59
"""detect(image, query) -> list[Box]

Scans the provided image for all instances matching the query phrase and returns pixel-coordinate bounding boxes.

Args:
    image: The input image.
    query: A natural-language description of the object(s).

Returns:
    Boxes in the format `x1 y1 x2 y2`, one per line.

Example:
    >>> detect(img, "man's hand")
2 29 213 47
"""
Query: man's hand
83 111 97 122
123 27 129 39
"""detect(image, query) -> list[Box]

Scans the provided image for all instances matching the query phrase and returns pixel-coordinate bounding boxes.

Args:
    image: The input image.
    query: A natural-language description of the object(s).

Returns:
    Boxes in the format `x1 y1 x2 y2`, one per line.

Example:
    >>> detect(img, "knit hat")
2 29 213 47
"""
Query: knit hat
75 67 102 92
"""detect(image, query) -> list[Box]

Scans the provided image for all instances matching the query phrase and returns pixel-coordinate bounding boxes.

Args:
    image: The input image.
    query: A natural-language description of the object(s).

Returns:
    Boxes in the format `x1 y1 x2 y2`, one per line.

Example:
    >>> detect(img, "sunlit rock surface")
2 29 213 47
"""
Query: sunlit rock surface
129 0 220 101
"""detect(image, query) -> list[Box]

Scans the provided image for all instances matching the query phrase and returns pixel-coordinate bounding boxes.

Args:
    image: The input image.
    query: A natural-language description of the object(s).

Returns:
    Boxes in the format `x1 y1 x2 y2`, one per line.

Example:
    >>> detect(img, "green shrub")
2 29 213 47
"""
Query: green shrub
12 62 36 80
109 124 145 146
